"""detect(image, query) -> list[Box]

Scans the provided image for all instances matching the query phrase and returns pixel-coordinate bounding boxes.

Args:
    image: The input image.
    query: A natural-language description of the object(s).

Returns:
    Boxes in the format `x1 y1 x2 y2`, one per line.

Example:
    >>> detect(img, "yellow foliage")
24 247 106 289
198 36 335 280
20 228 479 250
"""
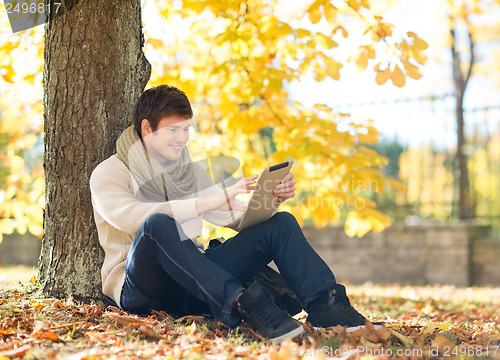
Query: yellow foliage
345 209 390 237
1 63 15 83
324 3 338 23
309 6 322 24
376 21 394 38
353 45 376 73
0 27 44 241
391 64 406 87
374 62 391 85
402 60 423 80
347 0 361 12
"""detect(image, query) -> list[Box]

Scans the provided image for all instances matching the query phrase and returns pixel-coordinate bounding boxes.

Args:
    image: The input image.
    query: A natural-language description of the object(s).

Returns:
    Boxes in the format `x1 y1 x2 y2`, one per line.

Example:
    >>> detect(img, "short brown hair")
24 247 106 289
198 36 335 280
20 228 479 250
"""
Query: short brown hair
133 85 193 138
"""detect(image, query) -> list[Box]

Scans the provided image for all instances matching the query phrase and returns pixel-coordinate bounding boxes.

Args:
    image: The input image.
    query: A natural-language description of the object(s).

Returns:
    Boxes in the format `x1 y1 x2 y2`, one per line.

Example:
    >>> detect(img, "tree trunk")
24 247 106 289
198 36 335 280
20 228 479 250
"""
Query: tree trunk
450 23 474 220
39 0 151 300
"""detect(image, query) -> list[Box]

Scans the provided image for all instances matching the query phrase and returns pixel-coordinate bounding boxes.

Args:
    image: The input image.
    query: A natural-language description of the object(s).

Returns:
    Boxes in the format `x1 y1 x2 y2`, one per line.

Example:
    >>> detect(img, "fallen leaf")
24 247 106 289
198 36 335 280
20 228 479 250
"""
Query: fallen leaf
186 321 196 334
51 300 64 309
85 330 126 344
174 315 205 324
360 336 382 350
364 322 379 343
138 325 161 339
85 331 107 344
431 335 456 354
52 321 91 331
106 306 122 313
151 310 173 321
323 324 346 335
30 300 44 310
350 327 367 341
32 320 48 334
45 349 58 359
0 345 31 358
80 355 99 360
388 328 413 347
40 331 59 341
105 313 147 326
421 322 452 336
376 326 392 342
0 330 15 337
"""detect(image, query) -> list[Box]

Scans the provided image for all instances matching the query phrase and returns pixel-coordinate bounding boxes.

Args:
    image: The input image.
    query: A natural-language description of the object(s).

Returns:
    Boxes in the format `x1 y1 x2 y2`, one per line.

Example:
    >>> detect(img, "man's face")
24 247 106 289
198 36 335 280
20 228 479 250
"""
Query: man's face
142 116 192 164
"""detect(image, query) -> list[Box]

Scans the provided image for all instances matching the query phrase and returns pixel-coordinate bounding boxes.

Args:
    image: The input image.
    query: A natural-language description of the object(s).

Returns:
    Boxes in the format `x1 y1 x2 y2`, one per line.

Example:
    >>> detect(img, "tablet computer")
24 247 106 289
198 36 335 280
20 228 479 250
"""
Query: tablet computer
237 161 293 230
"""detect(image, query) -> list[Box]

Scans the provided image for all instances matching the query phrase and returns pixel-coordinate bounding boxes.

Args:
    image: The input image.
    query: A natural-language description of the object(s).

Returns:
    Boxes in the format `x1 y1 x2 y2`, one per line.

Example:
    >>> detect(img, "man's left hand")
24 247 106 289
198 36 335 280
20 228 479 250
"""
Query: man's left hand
274 172 296 204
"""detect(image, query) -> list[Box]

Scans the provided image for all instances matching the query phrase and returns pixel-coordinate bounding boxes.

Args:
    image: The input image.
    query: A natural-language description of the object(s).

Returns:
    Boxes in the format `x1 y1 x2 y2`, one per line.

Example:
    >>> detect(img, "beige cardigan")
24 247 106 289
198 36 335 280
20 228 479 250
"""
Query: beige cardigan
89 154 246 305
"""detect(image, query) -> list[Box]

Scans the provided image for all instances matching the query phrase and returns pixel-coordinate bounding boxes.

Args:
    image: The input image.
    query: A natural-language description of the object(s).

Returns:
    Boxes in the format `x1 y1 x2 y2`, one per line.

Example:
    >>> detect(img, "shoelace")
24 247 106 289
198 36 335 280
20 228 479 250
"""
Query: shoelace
247 298 290 328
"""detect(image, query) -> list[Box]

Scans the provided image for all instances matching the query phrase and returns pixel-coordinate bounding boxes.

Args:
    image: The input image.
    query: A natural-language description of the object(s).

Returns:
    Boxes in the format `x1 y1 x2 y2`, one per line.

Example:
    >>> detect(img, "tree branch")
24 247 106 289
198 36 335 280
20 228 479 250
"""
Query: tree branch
464 22 474 89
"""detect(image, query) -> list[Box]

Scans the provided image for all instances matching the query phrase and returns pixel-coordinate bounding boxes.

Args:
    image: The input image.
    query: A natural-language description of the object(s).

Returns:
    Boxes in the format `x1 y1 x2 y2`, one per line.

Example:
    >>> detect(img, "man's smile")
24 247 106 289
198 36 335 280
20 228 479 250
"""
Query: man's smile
169 144 183 152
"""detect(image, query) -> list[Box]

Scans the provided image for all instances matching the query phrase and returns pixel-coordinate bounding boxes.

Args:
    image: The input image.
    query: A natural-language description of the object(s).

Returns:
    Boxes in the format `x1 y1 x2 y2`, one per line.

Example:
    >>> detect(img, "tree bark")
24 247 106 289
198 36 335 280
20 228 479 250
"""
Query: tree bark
450 23 474 220
39 0 151 300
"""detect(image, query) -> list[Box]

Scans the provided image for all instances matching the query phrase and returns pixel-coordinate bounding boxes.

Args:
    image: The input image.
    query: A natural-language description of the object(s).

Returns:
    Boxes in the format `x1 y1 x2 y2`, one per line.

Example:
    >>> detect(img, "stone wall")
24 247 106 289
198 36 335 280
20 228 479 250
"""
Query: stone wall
1 223 499 286
303 222 495 287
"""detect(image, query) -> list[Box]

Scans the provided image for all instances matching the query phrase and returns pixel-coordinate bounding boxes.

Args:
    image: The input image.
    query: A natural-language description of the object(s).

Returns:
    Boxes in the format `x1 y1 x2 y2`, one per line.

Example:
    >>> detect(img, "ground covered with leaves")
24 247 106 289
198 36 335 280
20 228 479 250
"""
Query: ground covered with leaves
0 269 499 359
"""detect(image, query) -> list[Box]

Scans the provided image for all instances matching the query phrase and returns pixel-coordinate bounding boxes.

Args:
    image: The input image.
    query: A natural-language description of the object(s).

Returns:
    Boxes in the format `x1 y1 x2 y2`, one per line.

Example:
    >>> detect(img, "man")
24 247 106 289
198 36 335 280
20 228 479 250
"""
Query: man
90 85 377 344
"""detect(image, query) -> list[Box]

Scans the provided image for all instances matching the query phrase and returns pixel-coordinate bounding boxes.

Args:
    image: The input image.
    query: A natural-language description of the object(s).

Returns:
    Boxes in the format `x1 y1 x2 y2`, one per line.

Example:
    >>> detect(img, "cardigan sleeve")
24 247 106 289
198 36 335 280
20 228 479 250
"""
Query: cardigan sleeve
90 157 201 236
192 164 246 229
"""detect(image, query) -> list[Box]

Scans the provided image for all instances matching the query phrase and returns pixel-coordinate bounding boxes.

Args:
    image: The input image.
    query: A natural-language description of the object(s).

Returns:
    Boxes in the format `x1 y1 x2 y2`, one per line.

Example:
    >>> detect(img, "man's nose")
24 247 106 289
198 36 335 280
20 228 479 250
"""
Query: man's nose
175 131 189 142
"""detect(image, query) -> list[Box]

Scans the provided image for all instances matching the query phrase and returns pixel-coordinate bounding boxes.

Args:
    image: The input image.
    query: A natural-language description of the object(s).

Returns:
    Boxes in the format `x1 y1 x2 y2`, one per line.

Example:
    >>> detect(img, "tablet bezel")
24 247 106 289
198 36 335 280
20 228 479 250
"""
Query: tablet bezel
237 161 293 230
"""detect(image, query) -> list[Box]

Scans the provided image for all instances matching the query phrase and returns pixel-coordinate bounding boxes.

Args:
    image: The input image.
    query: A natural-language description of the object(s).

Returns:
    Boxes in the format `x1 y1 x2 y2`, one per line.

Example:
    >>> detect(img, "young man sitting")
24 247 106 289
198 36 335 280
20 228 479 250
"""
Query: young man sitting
90 85 378 344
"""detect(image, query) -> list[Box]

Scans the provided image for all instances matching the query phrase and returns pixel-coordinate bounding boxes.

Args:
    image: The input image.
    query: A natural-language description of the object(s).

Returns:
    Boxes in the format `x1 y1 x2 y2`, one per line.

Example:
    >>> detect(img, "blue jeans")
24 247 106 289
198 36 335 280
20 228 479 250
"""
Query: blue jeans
120 212 337 328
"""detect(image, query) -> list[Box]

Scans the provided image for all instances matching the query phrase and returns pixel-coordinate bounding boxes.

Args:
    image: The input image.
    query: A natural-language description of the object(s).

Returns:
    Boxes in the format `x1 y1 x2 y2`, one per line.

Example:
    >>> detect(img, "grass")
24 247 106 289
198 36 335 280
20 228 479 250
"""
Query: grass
0 266 499 359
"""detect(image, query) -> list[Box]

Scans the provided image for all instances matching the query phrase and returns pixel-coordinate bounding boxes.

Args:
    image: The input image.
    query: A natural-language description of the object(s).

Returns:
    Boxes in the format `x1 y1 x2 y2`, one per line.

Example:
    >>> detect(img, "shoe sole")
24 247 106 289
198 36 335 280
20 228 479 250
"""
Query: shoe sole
313 324 383 333
345 324 383 333
270 325 305 344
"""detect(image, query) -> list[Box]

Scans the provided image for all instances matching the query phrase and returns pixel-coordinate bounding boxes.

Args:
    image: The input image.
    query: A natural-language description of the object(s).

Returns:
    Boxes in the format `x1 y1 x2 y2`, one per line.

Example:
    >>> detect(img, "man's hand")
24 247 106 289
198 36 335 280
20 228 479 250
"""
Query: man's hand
224 175 258 212
274 172 296 204
196 175 257 215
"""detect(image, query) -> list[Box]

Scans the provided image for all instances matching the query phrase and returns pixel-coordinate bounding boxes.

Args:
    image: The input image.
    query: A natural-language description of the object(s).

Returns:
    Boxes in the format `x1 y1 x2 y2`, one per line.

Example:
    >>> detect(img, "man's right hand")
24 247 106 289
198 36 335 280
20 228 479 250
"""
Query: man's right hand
196 175 258 215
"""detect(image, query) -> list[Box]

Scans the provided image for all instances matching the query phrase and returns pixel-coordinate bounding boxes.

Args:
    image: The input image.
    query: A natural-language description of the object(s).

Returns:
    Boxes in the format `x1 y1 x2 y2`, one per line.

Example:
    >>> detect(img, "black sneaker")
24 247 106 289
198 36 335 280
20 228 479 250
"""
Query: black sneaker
307 284 383 333
235 281 304 344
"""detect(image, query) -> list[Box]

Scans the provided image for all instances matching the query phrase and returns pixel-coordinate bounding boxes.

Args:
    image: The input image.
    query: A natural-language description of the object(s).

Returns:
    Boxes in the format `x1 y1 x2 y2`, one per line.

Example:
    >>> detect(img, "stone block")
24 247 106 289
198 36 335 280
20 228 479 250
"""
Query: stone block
0 232 41 266
426 249 468 267
425 266 469 286
386 231 422 248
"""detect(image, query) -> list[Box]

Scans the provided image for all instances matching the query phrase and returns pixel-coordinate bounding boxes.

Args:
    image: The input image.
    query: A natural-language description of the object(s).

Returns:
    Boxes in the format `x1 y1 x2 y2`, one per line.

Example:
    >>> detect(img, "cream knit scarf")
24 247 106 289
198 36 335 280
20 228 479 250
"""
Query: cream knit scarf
115 125 197 202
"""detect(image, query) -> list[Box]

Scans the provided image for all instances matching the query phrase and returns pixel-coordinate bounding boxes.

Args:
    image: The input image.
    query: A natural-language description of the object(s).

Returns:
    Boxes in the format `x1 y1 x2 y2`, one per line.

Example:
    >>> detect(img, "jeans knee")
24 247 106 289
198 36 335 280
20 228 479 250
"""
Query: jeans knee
272 211 298 226
143 213 177 234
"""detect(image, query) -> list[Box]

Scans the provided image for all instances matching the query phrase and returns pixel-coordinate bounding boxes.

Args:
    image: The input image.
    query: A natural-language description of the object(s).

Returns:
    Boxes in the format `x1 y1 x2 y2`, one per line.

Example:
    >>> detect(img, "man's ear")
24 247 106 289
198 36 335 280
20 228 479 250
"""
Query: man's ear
141 119 151 137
